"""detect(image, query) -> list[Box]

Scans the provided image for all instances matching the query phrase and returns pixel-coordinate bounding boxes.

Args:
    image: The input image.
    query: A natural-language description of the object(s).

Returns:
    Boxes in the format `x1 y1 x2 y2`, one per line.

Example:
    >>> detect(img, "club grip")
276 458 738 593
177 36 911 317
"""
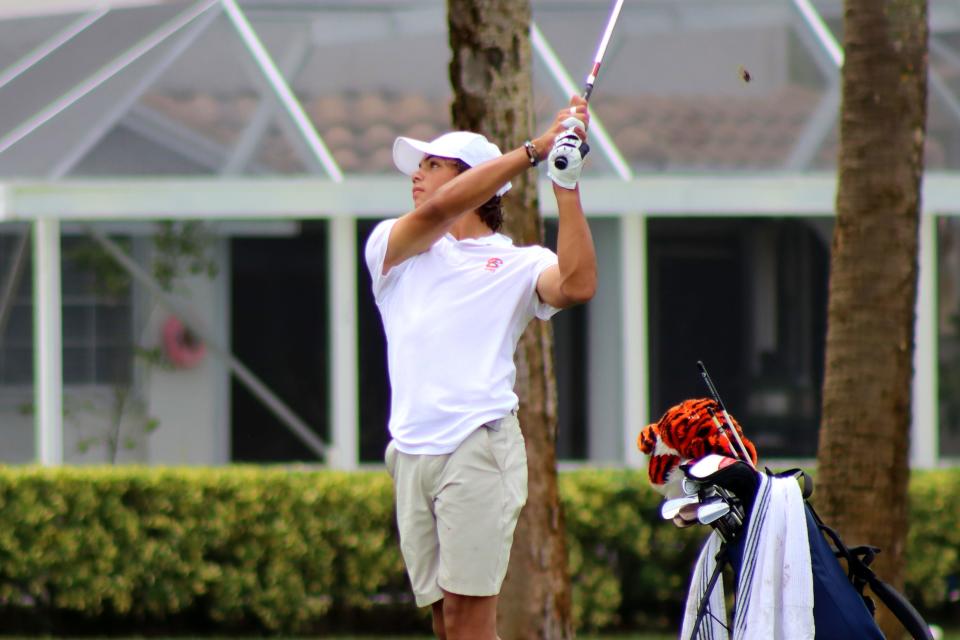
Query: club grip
552 142 590 170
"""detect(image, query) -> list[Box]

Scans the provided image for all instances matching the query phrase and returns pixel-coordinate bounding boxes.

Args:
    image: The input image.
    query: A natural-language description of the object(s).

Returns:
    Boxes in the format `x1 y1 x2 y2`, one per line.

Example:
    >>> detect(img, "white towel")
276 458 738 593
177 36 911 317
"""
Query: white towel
680 530 727 640
680 474 815 640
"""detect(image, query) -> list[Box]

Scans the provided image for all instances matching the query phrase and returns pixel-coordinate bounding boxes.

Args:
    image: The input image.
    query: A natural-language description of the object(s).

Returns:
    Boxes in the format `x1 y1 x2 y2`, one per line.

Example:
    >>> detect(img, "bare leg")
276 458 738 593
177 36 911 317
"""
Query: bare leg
441 589 499 640
431 600 447 640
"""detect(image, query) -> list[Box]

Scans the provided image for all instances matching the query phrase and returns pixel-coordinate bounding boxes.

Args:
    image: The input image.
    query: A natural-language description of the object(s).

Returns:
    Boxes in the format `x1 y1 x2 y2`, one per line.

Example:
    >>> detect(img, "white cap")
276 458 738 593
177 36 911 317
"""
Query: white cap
393 131 512 197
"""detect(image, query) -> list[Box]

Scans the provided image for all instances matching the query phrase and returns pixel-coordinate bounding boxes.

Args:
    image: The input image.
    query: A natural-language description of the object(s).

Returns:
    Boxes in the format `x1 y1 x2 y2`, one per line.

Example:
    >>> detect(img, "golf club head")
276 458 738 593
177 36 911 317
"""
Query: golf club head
697 500 731 525
686 454 739 480
661 495 700 520
683 455 760 514
681 477 701 496
712 510 745 543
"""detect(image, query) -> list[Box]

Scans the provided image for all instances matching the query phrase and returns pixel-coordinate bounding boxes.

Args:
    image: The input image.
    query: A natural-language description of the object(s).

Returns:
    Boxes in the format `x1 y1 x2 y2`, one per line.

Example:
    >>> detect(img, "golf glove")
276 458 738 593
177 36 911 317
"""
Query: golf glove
547 117 589 190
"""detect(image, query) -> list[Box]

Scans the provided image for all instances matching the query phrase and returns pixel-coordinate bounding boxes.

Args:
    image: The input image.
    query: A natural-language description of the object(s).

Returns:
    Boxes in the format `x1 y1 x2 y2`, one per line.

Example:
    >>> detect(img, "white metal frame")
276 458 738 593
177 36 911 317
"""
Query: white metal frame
0 9 109 89
33 218 62 464
0 0 220 157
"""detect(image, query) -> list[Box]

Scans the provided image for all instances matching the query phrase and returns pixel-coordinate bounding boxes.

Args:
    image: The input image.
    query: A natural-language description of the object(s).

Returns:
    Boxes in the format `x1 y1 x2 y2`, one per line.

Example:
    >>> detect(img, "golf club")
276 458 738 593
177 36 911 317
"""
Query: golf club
553 0 625 170
687 453 734 480
681 476 701 496
697 360 756 468
697 500 731 525
661 495 700 520
706 405 745 465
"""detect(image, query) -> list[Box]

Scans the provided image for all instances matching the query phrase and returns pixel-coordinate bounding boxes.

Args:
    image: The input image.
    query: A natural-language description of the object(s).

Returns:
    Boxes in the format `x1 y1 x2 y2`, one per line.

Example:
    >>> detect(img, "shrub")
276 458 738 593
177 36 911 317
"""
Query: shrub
0 465 953 634
0 466 402 633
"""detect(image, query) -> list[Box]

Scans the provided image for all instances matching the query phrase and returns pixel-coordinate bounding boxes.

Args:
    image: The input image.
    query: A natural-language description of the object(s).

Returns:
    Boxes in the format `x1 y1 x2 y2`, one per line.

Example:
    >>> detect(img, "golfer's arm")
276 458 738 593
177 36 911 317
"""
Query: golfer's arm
382 146 538 273
537 185 597 308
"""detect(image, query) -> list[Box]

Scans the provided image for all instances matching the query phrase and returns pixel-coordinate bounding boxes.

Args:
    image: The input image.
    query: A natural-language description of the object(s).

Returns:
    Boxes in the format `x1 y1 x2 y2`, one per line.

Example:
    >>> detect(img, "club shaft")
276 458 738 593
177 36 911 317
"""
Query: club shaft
707 409 742 461
720 409 756 468
708 406 754 468
697 361 726 411
556 0 622 169
582 0 624 101
699 361 756 469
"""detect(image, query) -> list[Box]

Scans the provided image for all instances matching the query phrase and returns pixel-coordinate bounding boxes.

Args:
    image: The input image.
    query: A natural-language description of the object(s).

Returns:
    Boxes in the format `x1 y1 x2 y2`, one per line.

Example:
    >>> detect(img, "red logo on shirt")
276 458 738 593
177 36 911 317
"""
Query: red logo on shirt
484 257 504 272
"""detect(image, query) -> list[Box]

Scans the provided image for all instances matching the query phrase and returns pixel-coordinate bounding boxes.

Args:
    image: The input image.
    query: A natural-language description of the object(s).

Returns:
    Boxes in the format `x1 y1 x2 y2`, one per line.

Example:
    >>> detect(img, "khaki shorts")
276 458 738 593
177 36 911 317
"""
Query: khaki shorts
385 414 528 607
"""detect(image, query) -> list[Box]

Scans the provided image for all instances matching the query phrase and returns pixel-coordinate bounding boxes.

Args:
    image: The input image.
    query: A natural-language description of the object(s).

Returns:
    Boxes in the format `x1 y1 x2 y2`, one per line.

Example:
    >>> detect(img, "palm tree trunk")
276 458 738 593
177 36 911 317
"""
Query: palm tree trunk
817 1 927 637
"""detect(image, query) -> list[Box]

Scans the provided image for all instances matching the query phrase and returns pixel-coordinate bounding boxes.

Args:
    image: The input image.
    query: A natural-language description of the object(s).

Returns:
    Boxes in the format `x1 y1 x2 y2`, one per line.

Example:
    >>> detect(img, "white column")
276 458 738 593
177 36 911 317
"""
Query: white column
912 211 938 468
32 218 63 465
621 213 648 467
327 216 358 469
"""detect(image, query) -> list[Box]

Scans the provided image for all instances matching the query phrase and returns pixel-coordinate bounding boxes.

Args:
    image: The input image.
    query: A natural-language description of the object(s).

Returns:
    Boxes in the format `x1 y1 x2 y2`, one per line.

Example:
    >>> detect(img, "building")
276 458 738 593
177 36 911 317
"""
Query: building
1 0 957 468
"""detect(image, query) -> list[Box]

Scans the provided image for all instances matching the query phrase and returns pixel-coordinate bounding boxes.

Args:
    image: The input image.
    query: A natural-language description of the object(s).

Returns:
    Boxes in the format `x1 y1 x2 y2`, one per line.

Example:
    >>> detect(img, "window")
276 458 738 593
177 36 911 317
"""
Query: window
0 233 134 387
939 217 960 456
647 217 830 458
230 223 330 462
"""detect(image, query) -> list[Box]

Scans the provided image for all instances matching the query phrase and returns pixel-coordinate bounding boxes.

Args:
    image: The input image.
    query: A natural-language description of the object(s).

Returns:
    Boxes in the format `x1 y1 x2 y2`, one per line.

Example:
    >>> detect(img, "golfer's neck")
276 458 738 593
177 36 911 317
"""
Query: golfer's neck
449 212 493 241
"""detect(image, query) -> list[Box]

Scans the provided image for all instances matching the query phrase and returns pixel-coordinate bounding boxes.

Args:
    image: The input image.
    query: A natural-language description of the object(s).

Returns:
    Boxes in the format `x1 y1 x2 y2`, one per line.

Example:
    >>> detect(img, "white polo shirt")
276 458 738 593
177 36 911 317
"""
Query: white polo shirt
365 218 560 455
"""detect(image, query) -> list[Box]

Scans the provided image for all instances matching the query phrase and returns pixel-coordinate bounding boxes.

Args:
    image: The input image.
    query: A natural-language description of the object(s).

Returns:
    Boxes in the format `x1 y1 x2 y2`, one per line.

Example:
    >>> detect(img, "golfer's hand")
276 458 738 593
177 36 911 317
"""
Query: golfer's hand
533 95 589 162
547 128 586 189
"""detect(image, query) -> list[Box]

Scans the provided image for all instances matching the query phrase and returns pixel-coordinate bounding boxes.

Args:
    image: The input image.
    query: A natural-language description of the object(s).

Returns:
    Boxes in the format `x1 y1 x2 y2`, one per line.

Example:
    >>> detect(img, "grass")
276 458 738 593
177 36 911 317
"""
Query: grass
324 636 672 639
328 632 960 640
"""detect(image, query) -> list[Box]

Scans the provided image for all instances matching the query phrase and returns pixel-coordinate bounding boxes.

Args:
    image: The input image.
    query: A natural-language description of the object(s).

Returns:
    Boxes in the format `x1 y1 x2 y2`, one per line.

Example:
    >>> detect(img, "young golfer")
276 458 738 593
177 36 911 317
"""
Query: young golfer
364 95 596 640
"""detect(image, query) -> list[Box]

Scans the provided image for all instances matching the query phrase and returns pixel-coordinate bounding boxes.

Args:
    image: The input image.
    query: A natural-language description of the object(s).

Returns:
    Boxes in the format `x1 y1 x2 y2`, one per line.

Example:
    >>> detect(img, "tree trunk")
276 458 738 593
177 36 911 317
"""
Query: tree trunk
817 1 927 638
447 1 574 638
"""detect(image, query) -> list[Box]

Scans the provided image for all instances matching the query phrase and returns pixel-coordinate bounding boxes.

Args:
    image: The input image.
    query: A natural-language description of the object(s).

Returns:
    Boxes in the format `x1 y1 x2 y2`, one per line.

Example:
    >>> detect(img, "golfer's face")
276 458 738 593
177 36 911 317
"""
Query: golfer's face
412 155 460 206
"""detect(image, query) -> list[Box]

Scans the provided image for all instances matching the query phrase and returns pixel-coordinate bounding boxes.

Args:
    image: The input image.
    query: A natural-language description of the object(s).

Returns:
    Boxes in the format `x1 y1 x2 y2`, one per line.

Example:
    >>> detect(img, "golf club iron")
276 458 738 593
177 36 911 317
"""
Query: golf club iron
697 360 756 469
697 501 731 525
661 495 700 520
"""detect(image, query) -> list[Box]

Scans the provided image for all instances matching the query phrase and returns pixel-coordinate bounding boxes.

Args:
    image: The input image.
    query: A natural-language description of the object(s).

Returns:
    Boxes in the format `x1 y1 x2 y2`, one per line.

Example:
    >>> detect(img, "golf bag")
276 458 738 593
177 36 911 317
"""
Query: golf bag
682 459 932 640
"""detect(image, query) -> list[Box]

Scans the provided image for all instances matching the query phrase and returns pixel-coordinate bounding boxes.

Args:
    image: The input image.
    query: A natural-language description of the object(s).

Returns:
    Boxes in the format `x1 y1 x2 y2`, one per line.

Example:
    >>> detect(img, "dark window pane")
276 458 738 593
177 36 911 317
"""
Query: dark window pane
63 347 90 384
357 220 390 463
61 261 96 296
63 305 93 344
230 222 329 462
3 347 32 384
939 218 960 456
647 218 828 458
95 346 132 385
544 219 588 460
14 265 31 300
4 306 32 346
95 305 132 343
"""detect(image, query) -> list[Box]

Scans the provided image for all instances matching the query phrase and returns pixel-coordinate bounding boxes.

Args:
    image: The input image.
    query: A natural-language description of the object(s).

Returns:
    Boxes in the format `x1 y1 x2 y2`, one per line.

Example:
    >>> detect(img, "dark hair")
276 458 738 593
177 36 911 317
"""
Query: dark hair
453 158 504 233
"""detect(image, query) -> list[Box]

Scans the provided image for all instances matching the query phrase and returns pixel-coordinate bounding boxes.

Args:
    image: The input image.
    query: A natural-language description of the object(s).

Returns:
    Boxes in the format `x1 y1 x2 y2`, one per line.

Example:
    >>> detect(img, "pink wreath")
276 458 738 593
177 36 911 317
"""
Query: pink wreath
161 315 206 369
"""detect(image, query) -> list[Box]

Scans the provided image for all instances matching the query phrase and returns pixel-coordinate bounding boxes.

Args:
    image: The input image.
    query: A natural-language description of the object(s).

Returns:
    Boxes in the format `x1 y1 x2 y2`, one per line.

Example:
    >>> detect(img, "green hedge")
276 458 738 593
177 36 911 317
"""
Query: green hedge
0 466 955 634
0 466 403 634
